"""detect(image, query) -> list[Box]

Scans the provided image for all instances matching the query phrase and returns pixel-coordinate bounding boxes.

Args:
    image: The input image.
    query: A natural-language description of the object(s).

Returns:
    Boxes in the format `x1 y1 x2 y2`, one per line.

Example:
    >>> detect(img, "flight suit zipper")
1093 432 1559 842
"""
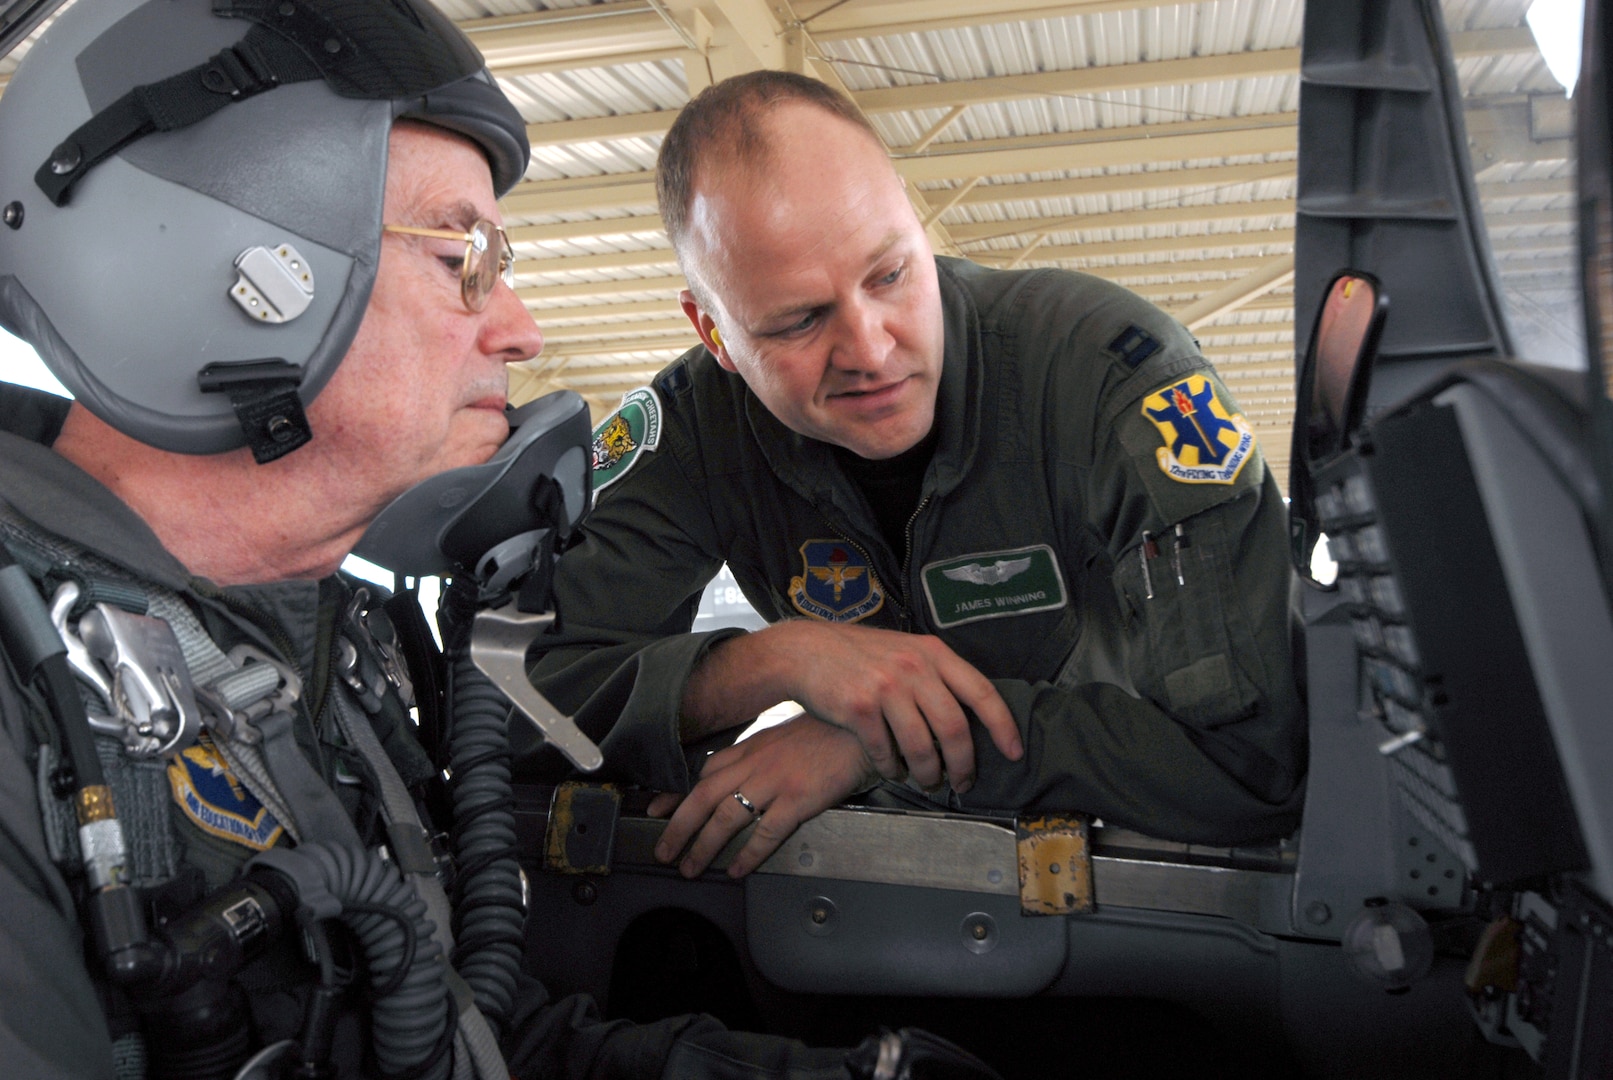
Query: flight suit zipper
898 495 932 632
813 487 929 630
194 581 302 682
837 533 899 623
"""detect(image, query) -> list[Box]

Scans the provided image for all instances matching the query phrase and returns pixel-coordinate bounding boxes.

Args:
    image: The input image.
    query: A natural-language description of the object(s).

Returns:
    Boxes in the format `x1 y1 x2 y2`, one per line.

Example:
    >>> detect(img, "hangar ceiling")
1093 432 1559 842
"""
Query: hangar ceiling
0 0 1574 488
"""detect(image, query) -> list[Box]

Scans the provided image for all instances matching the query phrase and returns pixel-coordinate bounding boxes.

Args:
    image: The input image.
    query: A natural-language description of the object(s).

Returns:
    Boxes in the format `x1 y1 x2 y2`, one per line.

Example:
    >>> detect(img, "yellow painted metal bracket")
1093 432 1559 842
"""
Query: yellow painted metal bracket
1016 813 1094 916
543 781 621 875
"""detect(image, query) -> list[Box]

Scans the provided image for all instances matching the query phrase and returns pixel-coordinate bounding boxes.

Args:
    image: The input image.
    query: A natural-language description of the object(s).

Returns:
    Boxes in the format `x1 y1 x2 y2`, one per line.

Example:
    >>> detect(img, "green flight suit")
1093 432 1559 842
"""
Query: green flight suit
526 257 1305 844
0 386 851 1080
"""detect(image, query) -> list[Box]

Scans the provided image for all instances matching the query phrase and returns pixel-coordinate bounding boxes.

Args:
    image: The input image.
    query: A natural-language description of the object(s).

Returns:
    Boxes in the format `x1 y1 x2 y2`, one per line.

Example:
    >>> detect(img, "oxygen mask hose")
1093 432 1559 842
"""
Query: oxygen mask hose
0 555 151 978
438 574 525 1038
250 841 455 1080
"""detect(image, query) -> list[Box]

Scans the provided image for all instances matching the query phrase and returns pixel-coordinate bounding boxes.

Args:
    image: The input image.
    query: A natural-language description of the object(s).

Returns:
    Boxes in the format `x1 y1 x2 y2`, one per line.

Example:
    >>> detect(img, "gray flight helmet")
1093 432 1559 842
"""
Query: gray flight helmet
0 0 529 462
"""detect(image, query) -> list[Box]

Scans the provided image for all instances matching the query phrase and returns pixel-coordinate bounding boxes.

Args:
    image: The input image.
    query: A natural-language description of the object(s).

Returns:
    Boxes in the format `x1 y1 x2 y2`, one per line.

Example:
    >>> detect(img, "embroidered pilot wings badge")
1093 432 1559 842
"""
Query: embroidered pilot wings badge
922 545 1067 628
941 557 1033 586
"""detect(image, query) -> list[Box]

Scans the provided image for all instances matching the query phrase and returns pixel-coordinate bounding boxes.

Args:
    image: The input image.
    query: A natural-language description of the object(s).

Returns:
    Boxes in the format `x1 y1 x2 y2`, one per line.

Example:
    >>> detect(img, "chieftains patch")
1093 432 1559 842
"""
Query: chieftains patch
921 545 1068 628
788 540 884 623
1141 374 1256 485
167 738 283 851
590 386 662 493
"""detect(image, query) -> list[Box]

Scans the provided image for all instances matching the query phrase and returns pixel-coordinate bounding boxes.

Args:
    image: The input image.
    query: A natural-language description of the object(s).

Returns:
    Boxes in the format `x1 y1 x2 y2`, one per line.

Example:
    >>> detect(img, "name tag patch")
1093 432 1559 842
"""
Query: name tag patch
167 737 283 851
590 386 662 493
922 545 1067 628
1140 374 1255 485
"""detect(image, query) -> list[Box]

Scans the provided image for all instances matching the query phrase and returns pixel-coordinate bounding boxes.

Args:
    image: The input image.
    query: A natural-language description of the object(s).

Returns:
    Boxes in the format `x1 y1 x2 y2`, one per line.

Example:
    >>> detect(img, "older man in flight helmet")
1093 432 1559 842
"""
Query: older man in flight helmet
0 3 1000 1078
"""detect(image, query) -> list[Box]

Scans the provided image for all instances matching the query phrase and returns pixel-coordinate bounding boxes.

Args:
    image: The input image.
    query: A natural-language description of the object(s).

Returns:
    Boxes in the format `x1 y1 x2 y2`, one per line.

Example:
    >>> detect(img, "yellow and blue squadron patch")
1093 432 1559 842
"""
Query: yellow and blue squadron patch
1141 374 1256 485
788 540 884 623
167 736 284 851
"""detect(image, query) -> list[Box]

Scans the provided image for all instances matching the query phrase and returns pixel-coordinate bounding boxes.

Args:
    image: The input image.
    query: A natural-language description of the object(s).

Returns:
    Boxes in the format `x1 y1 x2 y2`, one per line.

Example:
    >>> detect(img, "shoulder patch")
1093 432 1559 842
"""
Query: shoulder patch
1140 374 1256 485
1106 325 1161 369
167 738 283 851
788 540 884 623
590 386 663 493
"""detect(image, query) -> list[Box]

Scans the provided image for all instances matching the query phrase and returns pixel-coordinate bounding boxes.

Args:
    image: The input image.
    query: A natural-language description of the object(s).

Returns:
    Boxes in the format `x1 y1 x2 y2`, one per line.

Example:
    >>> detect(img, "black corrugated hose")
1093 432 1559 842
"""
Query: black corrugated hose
441 577 525 1040
250 842 454 1080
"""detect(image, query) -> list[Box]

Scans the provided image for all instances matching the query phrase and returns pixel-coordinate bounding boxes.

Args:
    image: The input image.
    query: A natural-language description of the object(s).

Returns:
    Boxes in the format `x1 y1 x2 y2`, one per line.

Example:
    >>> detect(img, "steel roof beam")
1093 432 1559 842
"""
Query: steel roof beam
1062 254 1294 279
459 2 682 67
533 299 687 322
938 161 1297 209
857 49 1301 114
945 199 1296 243
973 228 1294 264
515 274 687 305
541 317 695 343
1174 255 1296 330
507 216 667 245
518 226 1293 277
502 158 1299 219
517 248 680 274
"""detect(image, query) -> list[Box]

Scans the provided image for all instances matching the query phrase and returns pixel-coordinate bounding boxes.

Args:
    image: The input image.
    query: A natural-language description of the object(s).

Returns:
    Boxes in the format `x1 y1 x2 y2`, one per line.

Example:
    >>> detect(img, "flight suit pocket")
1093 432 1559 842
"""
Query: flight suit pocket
1112 507 1258 730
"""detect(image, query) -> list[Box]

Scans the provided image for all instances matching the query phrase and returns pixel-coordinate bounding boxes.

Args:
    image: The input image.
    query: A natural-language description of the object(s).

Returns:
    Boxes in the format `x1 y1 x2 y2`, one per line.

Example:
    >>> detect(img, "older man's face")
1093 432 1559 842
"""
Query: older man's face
305 123 544 515
680 103 945 460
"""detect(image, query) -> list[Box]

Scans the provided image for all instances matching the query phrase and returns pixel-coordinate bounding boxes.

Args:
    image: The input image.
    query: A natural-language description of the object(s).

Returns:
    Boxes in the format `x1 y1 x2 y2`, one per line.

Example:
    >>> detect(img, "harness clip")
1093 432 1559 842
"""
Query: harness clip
50 583 202 759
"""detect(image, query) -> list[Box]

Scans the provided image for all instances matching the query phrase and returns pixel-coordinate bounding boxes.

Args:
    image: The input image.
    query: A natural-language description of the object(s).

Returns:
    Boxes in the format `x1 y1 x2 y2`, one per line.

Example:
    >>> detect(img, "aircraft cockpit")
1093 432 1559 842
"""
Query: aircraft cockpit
3 0 1607 1076
508 2 1613 1075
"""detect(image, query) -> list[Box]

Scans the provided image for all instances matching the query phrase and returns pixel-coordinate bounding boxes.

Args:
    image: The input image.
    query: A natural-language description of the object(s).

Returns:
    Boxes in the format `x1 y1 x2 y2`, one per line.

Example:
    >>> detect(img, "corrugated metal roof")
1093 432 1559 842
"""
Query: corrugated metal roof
479 0 1566 463
0 0 1577 475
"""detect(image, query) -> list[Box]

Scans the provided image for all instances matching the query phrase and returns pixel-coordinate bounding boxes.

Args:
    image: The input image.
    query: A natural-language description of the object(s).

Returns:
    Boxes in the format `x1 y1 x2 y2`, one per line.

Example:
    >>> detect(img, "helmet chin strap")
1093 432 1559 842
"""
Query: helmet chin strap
196 358 312 465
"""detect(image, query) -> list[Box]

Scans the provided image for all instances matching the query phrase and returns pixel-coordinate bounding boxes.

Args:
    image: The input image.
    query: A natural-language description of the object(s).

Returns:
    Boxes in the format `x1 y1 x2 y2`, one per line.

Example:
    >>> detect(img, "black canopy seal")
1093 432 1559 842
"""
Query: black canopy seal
34 0 487 206
197 358 311 464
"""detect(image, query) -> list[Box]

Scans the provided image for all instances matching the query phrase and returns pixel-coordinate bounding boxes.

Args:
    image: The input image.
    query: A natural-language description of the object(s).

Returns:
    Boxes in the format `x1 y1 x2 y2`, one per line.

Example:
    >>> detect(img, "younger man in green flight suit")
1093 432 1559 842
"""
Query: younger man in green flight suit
526 70 1305 878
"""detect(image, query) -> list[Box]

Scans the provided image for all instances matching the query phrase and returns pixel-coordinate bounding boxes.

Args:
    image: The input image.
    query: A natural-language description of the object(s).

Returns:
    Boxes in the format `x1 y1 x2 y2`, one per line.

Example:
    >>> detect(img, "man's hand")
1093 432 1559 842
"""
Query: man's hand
680 621 1023 794
650 713 879 878
781 621 1021 791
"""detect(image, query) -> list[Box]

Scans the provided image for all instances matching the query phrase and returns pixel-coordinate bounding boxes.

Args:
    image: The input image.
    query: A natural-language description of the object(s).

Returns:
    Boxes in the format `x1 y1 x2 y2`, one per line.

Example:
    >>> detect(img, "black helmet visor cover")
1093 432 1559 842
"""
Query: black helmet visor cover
225 0 529 193
222 0 487 97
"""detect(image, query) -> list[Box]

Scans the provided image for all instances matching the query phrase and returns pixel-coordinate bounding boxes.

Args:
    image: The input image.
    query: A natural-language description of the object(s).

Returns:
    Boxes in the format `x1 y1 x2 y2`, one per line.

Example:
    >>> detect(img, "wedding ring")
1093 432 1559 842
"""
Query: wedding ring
732 789 759 815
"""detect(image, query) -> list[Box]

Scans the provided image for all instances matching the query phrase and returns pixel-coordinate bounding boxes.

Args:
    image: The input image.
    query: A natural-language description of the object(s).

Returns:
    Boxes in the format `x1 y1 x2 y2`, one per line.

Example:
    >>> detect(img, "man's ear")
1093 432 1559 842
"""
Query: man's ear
680 289 738 373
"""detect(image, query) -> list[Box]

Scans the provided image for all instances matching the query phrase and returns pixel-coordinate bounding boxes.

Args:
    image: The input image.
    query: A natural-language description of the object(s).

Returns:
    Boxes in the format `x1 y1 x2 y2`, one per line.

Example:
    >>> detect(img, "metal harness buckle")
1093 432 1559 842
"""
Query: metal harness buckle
49 582 202 758
336 586 414 715
195 644 303 747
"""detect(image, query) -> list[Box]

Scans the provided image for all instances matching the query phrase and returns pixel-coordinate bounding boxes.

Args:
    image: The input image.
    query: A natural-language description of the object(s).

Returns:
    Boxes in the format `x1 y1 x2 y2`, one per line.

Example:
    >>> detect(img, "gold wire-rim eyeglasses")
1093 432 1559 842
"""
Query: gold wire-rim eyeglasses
382 220 515 312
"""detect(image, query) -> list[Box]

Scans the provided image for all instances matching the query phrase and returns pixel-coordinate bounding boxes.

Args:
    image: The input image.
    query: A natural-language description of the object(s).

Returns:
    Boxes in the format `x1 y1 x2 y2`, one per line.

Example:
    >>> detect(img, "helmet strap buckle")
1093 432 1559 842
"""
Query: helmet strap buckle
197 359 312 464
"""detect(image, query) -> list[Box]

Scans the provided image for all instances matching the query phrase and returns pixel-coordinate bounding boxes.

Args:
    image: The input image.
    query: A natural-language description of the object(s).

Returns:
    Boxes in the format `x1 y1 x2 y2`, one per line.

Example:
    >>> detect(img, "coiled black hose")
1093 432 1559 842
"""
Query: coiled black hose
250 842 453 1080
446 652 525 1039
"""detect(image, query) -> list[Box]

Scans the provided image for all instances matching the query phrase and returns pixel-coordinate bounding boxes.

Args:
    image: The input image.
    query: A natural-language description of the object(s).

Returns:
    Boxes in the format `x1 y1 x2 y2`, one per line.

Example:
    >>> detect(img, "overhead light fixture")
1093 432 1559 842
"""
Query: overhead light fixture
1528 0 1586 96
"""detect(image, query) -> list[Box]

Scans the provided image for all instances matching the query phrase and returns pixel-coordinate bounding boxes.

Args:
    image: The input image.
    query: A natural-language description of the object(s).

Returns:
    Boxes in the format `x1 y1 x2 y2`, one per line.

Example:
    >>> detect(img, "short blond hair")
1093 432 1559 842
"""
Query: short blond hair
656 70 883 260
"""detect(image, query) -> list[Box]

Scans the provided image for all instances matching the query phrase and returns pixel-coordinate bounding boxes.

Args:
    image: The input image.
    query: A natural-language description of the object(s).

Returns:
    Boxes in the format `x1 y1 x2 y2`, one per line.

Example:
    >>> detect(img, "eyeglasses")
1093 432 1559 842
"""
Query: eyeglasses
382 219 516 312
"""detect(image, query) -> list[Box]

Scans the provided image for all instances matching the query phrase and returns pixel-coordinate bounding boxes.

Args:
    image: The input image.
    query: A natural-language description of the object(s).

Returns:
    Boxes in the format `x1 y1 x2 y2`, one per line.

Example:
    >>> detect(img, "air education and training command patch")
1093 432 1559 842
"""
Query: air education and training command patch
590 386 663 493
1141 374 1256 485
788 540 885 623
167 738 283 851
